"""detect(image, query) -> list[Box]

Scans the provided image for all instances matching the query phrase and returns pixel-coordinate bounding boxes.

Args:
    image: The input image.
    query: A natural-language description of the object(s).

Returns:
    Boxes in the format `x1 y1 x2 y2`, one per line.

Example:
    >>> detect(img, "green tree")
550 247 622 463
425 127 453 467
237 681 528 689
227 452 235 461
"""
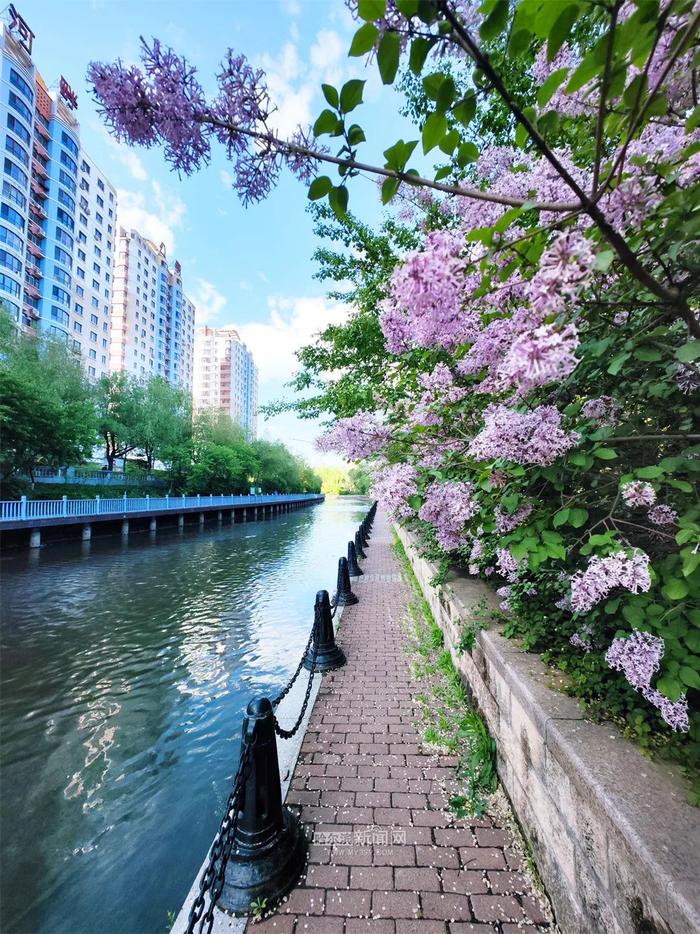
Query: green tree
0 309 96 487
137 377 192 471
95 373 145 471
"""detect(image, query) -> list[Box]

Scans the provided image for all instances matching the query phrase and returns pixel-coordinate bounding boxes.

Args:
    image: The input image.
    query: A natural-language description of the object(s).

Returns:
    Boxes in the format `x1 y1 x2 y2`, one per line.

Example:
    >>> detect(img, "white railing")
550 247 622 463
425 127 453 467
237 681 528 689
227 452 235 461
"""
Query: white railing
0 493 324 523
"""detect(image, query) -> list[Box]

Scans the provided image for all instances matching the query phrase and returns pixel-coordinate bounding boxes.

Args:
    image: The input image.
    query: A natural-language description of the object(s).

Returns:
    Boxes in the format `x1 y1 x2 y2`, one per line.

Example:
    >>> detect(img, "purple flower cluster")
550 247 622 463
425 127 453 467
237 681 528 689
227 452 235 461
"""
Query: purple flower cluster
570 551 652 612
621 481 656 508
497 323 580 394
494 503 533 533
418 480 478 551
316 411 390 459
496 547 520 581
527 230 595 317
496 585 513 612
648 504 678 526
469 404 579 466
606 629 689 732
380 230 480 353
582 396 620 425
371 463 419 520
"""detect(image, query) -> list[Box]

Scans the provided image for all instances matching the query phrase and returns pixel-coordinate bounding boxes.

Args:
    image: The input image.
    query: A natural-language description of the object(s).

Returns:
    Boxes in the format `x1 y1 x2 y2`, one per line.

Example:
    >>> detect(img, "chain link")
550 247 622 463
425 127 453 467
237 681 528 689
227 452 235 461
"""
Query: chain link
274 633 318 739
271 621 315 709
185 735 253 934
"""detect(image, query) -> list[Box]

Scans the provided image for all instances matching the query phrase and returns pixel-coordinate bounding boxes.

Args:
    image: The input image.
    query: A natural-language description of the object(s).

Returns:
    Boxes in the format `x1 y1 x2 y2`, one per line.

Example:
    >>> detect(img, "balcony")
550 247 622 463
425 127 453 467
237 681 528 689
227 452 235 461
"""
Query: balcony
22 301 39 319
29 221 45 239
26 239 44 258
33 138 49 161
26 261 41 279
32 159 47 179
29 201 47 221
31 179 47 200
24 283 40 300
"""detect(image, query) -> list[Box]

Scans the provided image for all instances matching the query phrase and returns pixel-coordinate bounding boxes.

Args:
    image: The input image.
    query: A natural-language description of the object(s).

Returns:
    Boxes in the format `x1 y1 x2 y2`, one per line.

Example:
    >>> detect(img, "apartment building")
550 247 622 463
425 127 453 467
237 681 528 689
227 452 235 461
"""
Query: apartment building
110 227 195 390
193 324 259 437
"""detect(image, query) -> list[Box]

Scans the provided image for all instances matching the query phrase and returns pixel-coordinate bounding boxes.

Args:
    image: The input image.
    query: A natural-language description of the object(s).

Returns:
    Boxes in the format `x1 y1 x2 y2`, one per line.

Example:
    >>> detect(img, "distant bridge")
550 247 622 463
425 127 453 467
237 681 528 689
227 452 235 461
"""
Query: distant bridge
0 493 324 548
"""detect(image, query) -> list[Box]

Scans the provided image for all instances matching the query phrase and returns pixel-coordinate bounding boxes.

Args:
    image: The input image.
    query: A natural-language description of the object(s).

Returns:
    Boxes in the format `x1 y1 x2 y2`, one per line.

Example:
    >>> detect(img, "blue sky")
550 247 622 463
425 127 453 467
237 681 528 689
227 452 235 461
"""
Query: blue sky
22 0 420 464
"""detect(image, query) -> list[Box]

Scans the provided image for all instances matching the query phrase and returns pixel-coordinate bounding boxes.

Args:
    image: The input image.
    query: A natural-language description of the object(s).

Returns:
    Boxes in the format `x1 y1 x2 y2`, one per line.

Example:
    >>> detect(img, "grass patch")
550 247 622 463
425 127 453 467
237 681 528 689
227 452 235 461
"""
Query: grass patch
393 535 498 817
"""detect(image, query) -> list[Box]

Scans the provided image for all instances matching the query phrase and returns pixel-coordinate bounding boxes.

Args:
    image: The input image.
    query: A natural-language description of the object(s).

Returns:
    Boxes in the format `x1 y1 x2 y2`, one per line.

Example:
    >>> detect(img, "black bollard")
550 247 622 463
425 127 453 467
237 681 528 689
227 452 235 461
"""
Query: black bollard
347 540 363 577
219 697 307 914
335 556 359 606
303 590 346 671
360 522 370 549
354 529 367 560
362 517 371 541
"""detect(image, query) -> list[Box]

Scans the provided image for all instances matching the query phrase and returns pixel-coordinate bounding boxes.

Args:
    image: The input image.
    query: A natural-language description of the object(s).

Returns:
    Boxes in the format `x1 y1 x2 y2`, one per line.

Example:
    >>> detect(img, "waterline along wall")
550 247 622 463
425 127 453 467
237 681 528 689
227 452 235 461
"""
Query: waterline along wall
0 493 324 549
395 525 700 934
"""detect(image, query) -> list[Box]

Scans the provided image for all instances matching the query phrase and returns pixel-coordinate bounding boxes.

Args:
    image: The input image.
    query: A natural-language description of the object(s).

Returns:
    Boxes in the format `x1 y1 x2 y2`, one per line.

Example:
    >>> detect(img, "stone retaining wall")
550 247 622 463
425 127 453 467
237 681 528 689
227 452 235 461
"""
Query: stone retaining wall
395 525 700 934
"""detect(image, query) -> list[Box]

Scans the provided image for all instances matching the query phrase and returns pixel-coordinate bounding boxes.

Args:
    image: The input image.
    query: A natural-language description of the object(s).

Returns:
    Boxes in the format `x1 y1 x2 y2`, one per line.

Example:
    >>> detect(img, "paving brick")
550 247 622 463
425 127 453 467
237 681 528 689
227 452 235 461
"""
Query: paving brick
325 890 372 916
440 869 489 895
295 918 345 934
421 893 472 922
470 895 523 922
415 846 460 869
396 923 446 934
281 888 326 916
371 891 421 918
346 921 396 934
253 914 296 934
305 864 349 888
473 827 509 848
485 870 528 894
394 868 441 891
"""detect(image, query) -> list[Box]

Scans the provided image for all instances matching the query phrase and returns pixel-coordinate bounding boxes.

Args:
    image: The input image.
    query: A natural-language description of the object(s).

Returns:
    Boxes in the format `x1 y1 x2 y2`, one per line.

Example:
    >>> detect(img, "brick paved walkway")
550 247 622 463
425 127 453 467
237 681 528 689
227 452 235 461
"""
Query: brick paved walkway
254 511 550 934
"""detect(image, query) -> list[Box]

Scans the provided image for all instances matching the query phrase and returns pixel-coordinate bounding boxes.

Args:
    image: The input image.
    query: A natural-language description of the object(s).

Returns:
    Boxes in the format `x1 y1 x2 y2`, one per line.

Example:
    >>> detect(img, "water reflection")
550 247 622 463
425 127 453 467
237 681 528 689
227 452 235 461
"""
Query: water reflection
1 496 367 934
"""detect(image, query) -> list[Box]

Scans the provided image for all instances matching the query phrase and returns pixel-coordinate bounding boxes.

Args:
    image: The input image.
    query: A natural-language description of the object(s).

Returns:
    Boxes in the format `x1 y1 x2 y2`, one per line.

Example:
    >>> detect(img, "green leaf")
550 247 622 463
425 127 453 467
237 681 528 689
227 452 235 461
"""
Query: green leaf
480 0 509 41
377 30 401 85
656 675 682 702
548 4 580 59
383 139 417 172
594 250 614 272
328 185 349 219
347 124 366 146
358 0 386 19
381 176 400 204
593 447 617 460
456 142 479 166
663 578 689 601
635 466 663 479
568 508 589 528
536 67 569 108
675 340 700 363
553 508 569 527
349 22 379 56
313 109 341 136
407 493 423 511
680 666 700 689
422 112 448 153
321 84 339 109
453 93 477 127
607 351 630 375
686 103 700 133
409 36 434 75
307 175 333 201
339 79 365 113
634 347 663 362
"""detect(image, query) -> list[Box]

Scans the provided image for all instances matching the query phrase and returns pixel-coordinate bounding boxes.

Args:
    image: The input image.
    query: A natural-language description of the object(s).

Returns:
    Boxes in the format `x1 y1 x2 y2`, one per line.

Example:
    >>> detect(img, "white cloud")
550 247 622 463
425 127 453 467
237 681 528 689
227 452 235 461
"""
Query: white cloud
239 279 253 291
310 30 345 82
220 169 233 190
190 278 227 326
116 180 186 256
281 0 301 15
93 123 149 181
237 295 348 388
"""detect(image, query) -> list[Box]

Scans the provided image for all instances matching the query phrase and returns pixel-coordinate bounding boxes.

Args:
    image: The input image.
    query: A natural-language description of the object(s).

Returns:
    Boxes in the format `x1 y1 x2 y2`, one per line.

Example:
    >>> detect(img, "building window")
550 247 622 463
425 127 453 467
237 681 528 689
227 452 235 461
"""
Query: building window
0 225 22 252
0 248 22 274
57 188 75 212
53 265 71 287
55 226 73 249
50 305 70 327
88 366 96 377
5 136 28 167
60 150 78 175
76 267 85 280
2 181 25 210
76 285 84 297
58 169 76 194
89 348 96 359
56 208 74 231
6 114 30 146
0 272 20 295
81 159 90 174
52 285 71 306
54 245 72 268
90 330 97 342
0 203 24 229
75 303 83 315
73 321 82 333
78 249 86 261
61 132 79 158
3 158 27 188
8 91 32 124
9 69 34 105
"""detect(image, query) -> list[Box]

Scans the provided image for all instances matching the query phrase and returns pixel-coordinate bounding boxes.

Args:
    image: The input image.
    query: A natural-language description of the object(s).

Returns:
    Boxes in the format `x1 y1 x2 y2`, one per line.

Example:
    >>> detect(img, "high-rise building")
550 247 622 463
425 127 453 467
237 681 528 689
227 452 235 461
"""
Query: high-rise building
193 325 259 437
109 227 196 390
0 11 116 379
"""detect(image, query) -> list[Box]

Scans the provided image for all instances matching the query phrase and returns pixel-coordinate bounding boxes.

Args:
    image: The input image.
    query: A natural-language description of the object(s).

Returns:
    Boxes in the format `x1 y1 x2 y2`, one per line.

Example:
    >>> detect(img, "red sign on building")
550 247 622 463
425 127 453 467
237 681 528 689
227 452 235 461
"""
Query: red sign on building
7 4 34 56
60 76 78 110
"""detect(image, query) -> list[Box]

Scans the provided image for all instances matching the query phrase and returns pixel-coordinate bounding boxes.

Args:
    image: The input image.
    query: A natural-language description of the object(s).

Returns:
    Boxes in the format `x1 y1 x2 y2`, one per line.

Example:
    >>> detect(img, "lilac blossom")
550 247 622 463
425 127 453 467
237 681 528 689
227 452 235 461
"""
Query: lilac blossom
582 396 620 425
532 44 594 117
371 464 419 520
496 547 520 582
648 505 678 526
497 323 580 393
606 629 689 732
469 404 579 466
380 230 480 353
527 230 595 317
676 363 700 395
418 480 479 551
496 585 513 612
621 481 656 508
316 411 390 459
495 503 533 533
570 551 652 612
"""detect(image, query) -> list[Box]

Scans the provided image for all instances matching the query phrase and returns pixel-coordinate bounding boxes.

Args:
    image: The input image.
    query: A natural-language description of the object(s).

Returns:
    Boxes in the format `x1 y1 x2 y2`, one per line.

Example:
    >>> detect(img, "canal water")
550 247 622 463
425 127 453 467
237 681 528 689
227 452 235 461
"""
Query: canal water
0 496 368 934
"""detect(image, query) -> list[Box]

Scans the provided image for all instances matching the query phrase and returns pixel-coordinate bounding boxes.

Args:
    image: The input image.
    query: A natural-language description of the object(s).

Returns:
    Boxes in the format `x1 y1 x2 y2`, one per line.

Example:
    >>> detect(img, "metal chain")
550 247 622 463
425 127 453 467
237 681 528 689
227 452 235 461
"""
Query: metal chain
274 636 318 739
271 621 315 709
185 736 254 934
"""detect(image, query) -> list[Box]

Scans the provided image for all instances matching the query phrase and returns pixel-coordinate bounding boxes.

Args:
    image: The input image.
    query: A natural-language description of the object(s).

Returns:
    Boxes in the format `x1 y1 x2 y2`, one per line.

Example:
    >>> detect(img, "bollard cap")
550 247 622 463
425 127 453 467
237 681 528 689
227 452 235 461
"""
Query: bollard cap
247 696 273 717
